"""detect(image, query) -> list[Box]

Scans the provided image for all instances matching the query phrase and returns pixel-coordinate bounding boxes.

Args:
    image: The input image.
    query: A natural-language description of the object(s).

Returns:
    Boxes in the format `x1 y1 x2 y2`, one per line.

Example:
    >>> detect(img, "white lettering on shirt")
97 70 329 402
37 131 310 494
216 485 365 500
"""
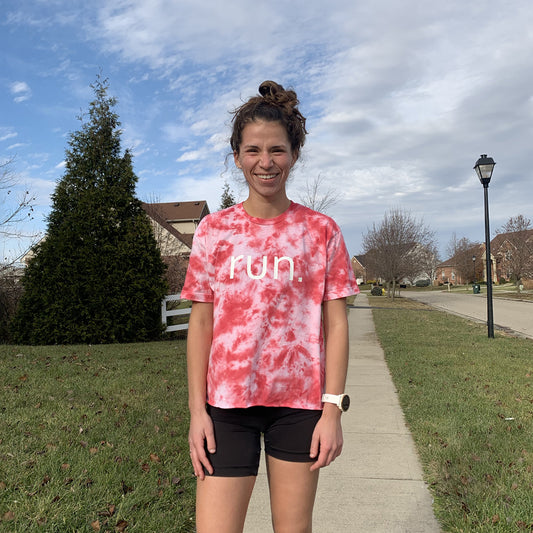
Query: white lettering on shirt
274 256 294 281
230 255 301 282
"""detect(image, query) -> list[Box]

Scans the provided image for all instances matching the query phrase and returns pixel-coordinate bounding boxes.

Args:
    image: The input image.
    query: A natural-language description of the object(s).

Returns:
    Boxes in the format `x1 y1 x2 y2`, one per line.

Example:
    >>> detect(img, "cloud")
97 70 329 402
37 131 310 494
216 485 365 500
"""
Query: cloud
3 0 532 259
0 128 18 142
176 151 203 163
10 81 32 103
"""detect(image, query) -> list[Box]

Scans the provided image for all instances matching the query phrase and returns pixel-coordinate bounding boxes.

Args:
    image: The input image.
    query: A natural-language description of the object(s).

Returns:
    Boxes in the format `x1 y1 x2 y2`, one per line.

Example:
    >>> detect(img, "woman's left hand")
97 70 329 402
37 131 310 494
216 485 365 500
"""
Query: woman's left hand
309 403 344 471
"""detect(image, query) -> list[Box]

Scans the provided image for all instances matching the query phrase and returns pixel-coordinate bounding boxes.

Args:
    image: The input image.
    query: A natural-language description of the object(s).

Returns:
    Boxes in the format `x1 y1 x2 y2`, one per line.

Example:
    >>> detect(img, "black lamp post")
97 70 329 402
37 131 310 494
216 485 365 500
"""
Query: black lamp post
472 255 476 283
474 154 496 338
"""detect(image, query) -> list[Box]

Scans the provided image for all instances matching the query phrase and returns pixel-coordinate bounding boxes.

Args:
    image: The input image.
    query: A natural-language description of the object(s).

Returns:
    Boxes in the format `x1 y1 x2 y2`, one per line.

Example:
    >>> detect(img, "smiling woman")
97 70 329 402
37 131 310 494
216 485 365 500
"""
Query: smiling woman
181 80 359 533
229 81 307 219
233 120 297 216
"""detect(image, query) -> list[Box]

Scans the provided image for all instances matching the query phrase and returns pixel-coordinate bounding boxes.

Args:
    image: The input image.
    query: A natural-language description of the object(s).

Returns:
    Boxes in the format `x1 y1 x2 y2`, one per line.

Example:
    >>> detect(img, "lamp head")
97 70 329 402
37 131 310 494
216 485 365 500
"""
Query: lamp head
474 154 496 186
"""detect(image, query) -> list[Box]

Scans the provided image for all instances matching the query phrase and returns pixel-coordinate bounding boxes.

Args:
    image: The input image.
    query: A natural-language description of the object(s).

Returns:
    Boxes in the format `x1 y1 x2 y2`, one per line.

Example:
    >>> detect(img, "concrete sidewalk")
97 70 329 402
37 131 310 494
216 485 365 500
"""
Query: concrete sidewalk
244 293 442 532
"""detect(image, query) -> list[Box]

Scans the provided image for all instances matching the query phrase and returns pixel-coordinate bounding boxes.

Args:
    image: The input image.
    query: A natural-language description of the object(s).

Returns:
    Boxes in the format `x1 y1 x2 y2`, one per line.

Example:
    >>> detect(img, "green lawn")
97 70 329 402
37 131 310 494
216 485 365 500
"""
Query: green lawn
3 298 533 532
370 296 533 532
0 341 195 532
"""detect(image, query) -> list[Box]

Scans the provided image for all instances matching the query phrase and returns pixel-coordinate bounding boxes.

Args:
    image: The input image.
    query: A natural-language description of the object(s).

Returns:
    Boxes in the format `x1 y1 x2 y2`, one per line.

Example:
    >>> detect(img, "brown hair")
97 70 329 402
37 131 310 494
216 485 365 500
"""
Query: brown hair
230 81 308 158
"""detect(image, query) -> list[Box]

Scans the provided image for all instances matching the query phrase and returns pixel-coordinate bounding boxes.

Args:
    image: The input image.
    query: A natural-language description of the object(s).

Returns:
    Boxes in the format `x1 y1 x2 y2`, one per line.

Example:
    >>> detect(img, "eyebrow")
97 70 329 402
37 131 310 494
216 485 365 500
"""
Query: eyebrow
242 144 287 150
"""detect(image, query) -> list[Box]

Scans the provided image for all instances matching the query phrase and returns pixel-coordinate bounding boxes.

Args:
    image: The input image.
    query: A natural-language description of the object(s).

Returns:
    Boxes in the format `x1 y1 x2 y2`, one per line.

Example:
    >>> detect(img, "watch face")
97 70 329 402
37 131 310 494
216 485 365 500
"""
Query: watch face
341 395 350 412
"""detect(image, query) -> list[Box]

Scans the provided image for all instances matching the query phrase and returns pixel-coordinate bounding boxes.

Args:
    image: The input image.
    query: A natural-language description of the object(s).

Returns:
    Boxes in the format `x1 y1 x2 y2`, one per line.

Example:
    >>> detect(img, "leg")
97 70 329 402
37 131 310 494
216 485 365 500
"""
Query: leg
195 476 256 533
266 455 319 533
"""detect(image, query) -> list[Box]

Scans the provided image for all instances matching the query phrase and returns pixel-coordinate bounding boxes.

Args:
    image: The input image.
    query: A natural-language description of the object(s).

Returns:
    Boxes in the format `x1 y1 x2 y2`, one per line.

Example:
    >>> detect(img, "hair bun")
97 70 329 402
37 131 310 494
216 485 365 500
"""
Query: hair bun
258 80 298 110
259 80 283 98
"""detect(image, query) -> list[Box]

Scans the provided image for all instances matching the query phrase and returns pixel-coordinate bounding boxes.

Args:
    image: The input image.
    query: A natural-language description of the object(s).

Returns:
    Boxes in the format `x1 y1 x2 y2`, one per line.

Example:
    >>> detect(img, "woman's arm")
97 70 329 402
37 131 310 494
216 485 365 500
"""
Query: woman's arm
187 301 215 479
310 297 349 471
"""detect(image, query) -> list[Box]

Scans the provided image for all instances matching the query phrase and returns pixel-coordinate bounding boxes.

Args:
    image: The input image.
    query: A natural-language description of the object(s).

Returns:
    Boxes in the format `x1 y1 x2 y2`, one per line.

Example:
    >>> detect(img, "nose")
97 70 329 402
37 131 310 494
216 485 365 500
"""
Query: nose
259 150 273 168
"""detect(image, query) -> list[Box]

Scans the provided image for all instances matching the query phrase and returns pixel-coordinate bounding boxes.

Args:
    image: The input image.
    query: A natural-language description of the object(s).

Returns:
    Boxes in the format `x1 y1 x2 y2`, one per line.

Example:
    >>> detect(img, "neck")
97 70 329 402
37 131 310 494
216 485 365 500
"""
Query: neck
242 195 291 219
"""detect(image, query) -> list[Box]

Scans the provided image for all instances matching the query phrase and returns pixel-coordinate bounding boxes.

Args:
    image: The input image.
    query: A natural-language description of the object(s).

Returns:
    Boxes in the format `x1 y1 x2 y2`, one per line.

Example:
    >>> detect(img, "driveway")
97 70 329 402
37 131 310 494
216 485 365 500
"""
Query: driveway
402 290 533 340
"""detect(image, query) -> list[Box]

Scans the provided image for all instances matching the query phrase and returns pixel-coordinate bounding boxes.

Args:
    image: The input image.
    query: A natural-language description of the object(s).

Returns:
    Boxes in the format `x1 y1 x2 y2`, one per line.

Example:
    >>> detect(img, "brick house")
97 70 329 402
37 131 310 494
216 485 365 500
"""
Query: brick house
351 255 367 285
490 228 533 289
436 244 488 286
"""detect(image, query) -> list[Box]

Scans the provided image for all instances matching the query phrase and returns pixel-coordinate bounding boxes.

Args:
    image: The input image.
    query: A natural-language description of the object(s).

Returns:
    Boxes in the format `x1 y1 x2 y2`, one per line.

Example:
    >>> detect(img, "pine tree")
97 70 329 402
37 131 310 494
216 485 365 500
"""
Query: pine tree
219 180 236 210
12 78 167 344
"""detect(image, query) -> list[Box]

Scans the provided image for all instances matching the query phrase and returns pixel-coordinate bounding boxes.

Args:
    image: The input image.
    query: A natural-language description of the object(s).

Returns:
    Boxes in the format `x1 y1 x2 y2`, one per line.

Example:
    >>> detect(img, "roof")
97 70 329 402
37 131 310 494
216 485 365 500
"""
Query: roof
438 243 485 267
491 228 533 252
141 201 209 223
351 255 367 268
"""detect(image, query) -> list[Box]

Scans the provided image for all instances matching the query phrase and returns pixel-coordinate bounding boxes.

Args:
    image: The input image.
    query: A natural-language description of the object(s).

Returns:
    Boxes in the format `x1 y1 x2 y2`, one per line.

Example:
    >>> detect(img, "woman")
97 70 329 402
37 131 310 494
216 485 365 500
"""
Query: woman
181 81 359 533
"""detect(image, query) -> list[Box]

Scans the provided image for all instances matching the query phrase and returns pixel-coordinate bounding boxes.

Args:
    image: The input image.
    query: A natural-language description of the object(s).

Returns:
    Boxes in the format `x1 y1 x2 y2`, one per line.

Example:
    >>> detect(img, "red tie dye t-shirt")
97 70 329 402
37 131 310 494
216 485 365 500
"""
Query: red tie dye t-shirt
181 202 359 410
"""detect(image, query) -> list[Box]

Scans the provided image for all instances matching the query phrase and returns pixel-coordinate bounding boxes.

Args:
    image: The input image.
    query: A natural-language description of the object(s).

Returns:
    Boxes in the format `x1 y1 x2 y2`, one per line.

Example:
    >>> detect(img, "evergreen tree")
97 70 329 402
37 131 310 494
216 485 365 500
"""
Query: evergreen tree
219 180 236 210
12 78 167 344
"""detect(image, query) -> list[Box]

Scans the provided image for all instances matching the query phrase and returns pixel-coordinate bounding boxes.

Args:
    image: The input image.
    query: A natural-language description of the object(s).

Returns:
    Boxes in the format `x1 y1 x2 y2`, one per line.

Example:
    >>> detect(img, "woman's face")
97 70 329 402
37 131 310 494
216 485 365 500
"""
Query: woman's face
233 120 297 203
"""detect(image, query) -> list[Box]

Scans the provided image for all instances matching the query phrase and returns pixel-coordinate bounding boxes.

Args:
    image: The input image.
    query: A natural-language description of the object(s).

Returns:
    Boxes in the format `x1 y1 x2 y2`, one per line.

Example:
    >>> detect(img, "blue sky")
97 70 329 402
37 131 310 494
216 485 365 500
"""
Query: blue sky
2 0 532 262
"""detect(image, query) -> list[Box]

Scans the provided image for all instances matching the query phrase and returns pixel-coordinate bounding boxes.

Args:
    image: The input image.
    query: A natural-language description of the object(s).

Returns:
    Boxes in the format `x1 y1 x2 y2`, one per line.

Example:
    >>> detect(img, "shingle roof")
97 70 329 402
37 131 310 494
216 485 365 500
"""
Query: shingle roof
142 201 209 223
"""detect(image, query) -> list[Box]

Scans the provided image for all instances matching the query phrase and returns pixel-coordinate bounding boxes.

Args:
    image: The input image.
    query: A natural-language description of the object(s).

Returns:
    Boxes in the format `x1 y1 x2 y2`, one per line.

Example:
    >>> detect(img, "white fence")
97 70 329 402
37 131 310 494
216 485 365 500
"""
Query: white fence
161 294 191 332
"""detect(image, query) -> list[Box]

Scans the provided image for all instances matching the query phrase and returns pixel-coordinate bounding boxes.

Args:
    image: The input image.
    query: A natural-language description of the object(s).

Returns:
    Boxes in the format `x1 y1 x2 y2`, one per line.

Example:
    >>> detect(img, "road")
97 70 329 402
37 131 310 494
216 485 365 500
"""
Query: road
402 290 533 340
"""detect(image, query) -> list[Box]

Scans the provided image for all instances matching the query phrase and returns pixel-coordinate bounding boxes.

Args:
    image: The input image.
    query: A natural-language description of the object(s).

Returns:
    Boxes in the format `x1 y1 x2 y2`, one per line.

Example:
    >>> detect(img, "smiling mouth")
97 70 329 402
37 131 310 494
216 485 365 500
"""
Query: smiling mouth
256 174 277 180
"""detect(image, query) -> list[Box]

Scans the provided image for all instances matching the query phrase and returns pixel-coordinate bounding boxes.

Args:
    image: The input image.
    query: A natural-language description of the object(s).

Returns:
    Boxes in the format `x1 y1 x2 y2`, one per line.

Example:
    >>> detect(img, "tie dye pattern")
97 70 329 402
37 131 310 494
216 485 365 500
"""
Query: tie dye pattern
181 202 359 409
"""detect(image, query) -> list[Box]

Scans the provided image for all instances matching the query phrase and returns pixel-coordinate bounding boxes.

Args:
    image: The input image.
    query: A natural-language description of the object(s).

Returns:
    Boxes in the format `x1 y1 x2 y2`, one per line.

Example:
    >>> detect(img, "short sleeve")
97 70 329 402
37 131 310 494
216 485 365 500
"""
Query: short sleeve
180 218 215 302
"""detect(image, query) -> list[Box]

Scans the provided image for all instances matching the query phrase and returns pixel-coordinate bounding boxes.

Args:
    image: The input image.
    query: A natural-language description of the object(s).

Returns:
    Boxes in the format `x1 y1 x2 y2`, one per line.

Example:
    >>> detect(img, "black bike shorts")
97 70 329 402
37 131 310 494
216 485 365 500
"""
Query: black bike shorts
204 404 322 477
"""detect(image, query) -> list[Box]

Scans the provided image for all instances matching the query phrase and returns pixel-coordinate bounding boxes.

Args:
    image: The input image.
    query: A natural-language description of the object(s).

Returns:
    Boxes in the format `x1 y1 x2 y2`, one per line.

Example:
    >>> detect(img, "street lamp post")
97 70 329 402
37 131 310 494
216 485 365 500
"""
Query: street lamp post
472 255 476 283
474 154 496 338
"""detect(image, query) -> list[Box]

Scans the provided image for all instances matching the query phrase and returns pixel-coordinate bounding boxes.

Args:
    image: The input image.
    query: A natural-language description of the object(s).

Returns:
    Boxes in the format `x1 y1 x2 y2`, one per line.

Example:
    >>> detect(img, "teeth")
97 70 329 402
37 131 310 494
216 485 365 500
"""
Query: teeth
257 174 276 180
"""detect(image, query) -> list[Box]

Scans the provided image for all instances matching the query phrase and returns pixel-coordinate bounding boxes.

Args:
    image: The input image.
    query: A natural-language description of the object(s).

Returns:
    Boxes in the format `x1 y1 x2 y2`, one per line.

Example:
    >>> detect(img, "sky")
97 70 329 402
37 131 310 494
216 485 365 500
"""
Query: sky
2 0 532 263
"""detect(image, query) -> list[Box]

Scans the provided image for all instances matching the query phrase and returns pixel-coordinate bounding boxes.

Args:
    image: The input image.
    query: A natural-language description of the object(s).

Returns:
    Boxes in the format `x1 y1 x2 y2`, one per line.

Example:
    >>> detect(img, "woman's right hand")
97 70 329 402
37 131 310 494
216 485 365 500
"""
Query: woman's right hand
188 408 216 480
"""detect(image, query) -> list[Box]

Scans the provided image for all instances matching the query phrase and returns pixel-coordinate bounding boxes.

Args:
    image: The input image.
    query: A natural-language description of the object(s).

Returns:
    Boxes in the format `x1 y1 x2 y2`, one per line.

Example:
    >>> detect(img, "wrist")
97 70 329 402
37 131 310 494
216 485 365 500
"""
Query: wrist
322 402 343 417
322 393 350 412
188 398 208 415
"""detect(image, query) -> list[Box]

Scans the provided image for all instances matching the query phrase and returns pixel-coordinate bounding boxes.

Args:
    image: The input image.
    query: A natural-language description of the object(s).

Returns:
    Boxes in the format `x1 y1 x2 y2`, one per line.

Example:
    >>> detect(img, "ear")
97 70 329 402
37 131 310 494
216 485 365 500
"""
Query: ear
233 151 242 169
291 150 299 167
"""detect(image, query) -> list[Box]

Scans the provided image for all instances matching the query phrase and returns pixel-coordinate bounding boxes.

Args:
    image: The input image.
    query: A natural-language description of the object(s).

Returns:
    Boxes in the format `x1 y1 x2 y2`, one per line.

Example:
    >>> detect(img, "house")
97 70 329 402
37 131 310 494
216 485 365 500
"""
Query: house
490 228 533 288
351 255 367 285
141 201 210 258
141 201 210 294
436 244 486 286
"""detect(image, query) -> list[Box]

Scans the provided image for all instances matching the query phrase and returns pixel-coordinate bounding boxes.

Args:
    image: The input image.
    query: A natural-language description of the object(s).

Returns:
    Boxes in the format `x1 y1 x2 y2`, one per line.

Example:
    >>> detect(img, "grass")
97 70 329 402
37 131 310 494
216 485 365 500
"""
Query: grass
3 295 533 532
370 295 533 532
0 341 195 532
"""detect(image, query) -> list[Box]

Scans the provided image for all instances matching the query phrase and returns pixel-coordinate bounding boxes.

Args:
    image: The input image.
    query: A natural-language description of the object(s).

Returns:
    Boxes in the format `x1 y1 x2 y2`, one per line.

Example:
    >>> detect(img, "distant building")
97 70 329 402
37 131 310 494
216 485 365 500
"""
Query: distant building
141 201 210 258
351 255 368 285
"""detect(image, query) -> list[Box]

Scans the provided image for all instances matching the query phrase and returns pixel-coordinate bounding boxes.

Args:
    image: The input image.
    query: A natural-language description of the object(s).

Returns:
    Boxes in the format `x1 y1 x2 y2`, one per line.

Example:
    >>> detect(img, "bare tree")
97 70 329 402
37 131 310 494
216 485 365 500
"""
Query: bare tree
0 158 37 340
362 208 437 298
1 158 37 267
297 174 341 215
495 215 533 290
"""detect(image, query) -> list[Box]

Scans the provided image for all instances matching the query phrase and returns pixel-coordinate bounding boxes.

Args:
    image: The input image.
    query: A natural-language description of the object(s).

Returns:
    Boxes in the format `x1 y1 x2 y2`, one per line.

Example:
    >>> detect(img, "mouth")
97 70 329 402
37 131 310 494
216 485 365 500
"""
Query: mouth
255 173 277 181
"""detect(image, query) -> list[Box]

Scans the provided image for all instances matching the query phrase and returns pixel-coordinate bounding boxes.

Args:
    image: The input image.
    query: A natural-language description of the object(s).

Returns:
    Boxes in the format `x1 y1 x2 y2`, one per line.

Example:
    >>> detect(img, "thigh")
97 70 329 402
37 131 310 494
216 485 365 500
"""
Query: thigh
196 476 256 533
266 455 319 533
206 405 262 477
264 408 322 463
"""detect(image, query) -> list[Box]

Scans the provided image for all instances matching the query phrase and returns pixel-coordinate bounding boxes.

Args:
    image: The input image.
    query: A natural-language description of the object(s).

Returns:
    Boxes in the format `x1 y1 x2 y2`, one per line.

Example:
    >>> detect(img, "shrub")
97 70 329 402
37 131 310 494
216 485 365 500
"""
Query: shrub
371 285 383 296
0 275 23 342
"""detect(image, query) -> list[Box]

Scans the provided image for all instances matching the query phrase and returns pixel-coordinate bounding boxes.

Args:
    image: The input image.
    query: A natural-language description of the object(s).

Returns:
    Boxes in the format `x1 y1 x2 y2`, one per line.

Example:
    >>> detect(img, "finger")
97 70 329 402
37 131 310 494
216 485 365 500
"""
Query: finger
310 443 329 471
193 443 214 477
309 425 320 459
205 427 216 455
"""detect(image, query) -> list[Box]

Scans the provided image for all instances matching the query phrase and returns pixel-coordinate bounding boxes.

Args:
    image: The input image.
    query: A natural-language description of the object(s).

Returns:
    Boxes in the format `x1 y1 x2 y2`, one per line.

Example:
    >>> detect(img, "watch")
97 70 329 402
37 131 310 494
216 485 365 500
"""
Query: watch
322 393 350 412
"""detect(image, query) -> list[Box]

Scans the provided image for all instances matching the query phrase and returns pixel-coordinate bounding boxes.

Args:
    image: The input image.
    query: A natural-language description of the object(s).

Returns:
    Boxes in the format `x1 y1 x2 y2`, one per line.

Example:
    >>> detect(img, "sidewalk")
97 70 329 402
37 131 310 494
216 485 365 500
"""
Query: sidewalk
244 293 442 532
